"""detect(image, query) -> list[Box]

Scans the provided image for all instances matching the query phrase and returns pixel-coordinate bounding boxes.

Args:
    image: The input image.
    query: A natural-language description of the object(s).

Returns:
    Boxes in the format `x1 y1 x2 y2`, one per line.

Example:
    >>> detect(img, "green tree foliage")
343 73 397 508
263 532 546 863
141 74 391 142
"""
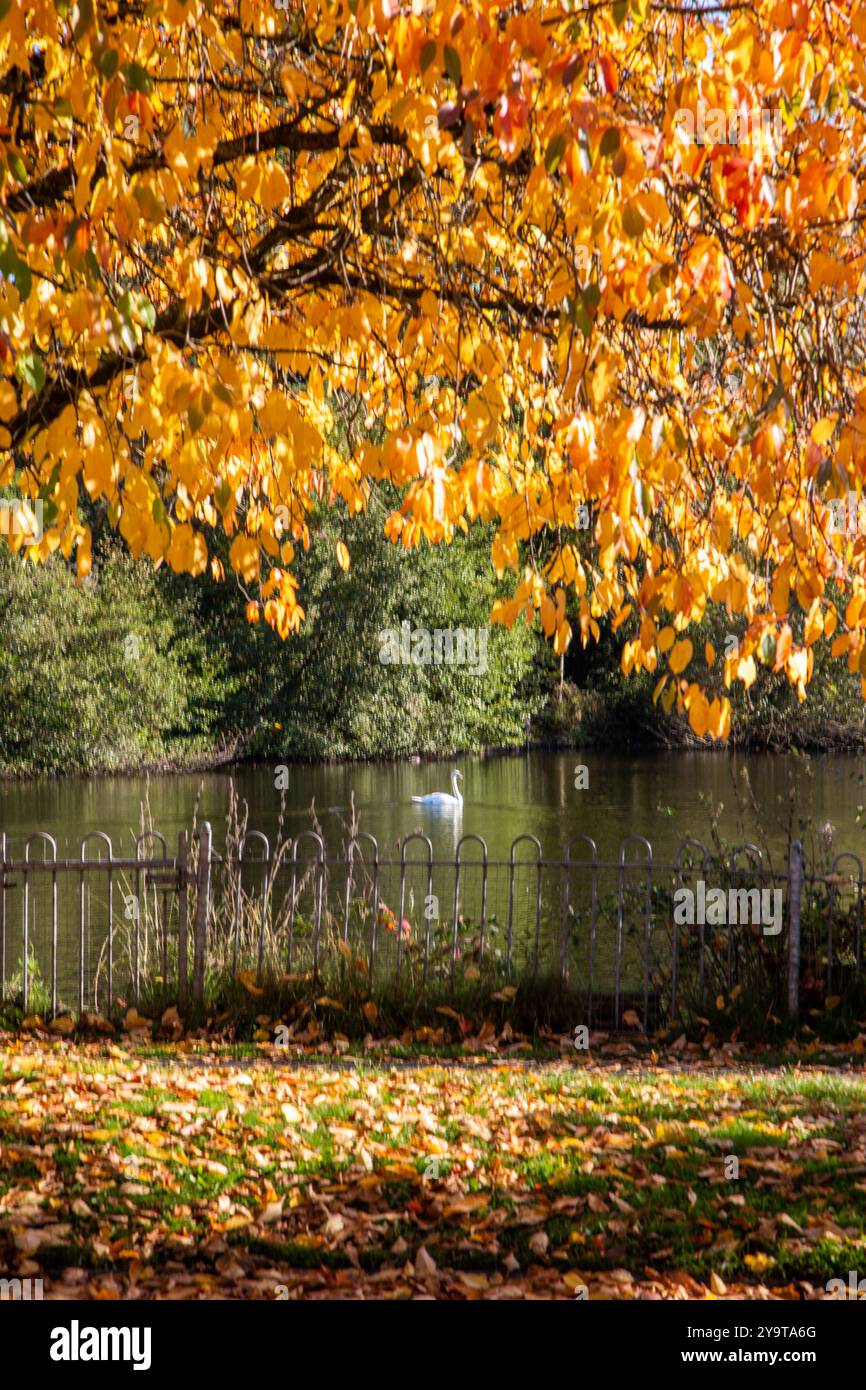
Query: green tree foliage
0 497 543 774
176 495 543 760
0 542 219 774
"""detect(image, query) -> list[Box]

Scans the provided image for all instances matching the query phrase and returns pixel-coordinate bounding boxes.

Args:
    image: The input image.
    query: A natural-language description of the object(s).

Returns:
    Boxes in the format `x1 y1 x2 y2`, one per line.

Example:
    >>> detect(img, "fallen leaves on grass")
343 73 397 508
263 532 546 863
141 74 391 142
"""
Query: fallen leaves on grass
0 1037 865 1300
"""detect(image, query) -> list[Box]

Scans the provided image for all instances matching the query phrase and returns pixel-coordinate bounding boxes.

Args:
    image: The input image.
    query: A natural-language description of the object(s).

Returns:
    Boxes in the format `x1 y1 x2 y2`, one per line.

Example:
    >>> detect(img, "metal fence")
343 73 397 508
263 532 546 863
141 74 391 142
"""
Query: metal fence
0 825 862 1029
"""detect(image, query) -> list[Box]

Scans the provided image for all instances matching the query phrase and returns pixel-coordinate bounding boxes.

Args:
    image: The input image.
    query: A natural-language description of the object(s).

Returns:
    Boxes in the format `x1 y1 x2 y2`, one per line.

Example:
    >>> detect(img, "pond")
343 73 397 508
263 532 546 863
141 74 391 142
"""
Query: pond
1 747 865 866
2 749 864 1016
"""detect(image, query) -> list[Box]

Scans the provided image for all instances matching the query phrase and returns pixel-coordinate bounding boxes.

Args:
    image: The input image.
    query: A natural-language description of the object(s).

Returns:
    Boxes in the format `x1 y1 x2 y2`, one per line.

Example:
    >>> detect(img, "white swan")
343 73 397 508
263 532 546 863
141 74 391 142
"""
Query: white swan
412 769 463 809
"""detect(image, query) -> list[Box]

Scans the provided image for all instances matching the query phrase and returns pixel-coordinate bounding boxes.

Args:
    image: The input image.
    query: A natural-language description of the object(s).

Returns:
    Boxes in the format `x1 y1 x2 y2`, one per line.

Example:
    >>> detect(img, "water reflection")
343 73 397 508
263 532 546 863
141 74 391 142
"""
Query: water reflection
1 750 866 865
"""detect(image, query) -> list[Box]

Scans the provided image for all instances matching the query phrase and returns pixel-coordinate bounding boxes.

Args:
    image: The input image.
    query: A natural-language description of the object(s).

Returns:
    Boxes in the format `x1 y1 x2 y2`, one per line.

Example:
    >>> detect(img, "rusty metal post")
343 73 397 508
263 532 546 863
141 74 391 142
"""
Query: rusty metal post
192 822 212 1007
787 839 803 1021
177 830 189 1006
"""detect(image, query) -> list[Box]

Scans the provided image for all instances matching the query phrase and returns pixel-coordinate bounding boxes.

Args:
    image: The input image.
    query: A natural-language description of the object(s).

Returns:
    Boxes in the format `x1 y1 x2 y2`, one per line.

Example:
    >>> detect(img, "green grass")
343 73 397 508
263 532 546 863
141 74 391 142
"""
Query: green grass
3 1042 866 1295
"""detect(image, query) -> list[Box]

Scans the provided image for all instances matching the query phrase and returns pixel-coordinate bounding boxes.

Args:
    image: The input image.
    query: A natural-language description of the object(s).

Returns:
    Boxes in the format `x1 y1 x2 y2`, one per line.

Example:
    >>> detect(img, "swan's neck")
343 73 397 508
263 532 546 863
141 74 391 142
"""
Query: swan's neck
452 773 463 804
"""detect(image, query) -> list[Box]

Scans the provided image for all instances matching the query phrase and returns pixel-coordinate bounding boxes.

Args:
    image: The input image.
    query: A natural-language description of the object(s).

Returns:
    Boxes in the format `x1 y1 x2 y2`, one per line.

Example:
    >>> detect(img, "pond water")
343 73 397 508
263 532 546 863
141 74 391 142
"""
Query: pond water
1 748 865 866
2 749 864 1014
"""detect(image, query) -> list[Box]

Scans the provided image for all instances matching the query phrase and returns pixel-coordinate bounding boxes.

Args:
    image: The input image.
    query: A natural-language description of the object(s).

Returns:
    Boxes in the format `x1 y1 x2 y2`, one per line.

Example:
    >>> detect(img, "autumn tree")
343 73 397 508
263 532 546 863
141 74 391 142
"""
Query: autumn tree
1 0 866 738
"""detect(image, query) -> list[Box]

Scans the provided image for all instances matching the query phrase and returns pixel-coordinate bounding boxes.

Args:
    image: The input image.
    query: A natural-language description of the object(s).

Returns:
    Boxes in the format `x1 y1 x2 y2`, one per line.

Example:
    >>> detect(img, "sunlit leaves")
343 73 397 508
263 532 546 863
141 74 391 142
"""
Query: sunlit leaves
669 640 693 676
0 0 864 740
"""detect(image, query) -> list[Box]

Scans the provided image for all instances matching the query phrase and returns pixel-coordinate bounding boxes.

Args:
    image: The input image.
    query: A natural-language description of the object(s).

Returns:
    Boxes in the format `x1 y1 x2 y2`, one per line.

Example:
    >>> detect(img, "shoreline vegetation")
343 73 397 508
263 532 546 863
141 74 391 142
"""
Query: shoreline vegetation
4 707 866 784
4 514 866 781
3 671 866 783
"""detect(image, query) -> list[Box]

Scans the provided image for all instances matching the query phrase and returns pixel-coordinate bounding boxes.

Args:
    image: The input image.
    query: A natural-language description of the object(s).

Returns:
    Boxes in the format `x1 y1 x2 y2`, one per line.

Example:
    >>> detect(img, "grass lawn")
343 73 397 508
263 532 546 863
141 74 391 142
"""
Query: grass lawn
1 1038 866 1299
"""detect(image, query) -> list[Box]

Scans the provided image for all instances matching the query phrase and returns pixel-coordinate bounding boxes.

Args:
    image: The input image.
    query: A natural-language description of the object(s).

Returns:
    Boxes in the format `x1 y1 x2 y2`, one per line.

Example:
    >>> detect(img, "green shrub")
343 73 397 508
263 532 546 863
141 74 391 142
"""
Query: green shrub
0 541 219 774
171 495 544 761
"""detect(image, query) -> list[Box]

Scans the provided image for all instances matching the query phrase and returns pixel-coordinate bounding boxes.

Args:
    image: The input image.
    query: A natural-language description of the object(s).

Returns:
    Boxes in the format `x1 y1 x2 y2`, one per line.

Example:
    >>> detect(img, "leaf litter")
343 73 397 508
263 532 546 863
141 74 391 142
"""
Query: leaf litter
1 1035 865 1300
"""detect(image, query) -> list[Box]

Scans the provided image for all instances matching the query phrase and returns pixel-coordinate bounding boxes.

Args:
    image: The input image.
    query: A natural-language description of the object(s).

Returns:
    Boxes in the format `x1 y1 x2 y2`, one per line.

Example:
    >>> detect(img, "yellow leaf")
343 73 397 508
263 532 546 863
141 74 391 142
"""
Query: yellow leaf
260 161 291 211
229 536 259 585
336 540 350 572
804 599 823 645
77 531 92 581
744 1252 775 1273
669 639 693 675
553 618 572 655
688 694 709 737
811 416 837 445
167 522 207 576
215 265 235 302
771 568 790 617
611 603 632 633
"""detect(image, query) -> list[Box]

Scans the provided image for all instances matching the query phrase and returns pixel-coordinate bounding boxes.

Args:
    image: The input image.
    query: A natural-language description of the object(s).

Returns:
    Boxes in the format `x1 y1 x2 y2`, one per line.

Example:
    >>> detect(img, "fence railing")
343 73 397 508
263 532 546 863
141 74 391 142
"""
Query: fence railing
0 826 862 1030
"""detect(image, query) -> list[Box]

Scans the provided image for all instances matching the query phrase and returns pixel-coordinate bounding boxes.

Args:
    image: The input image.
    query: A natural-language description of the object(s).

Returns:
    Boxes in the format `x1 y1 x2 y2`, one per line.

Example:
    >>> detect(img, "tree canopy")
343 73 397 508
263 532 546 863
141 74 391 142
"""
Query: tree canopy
1 0 866 738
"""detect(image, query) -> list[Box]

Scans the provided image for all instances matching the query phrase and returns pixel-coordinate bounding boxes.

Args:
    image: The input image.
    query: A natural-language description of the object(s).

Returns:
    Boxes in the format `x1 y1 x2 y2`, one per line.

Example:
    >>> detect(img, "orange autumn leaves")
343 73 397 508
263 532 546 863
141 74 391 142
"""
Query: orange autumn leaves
4 1038 866 1300
1 2 866 736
